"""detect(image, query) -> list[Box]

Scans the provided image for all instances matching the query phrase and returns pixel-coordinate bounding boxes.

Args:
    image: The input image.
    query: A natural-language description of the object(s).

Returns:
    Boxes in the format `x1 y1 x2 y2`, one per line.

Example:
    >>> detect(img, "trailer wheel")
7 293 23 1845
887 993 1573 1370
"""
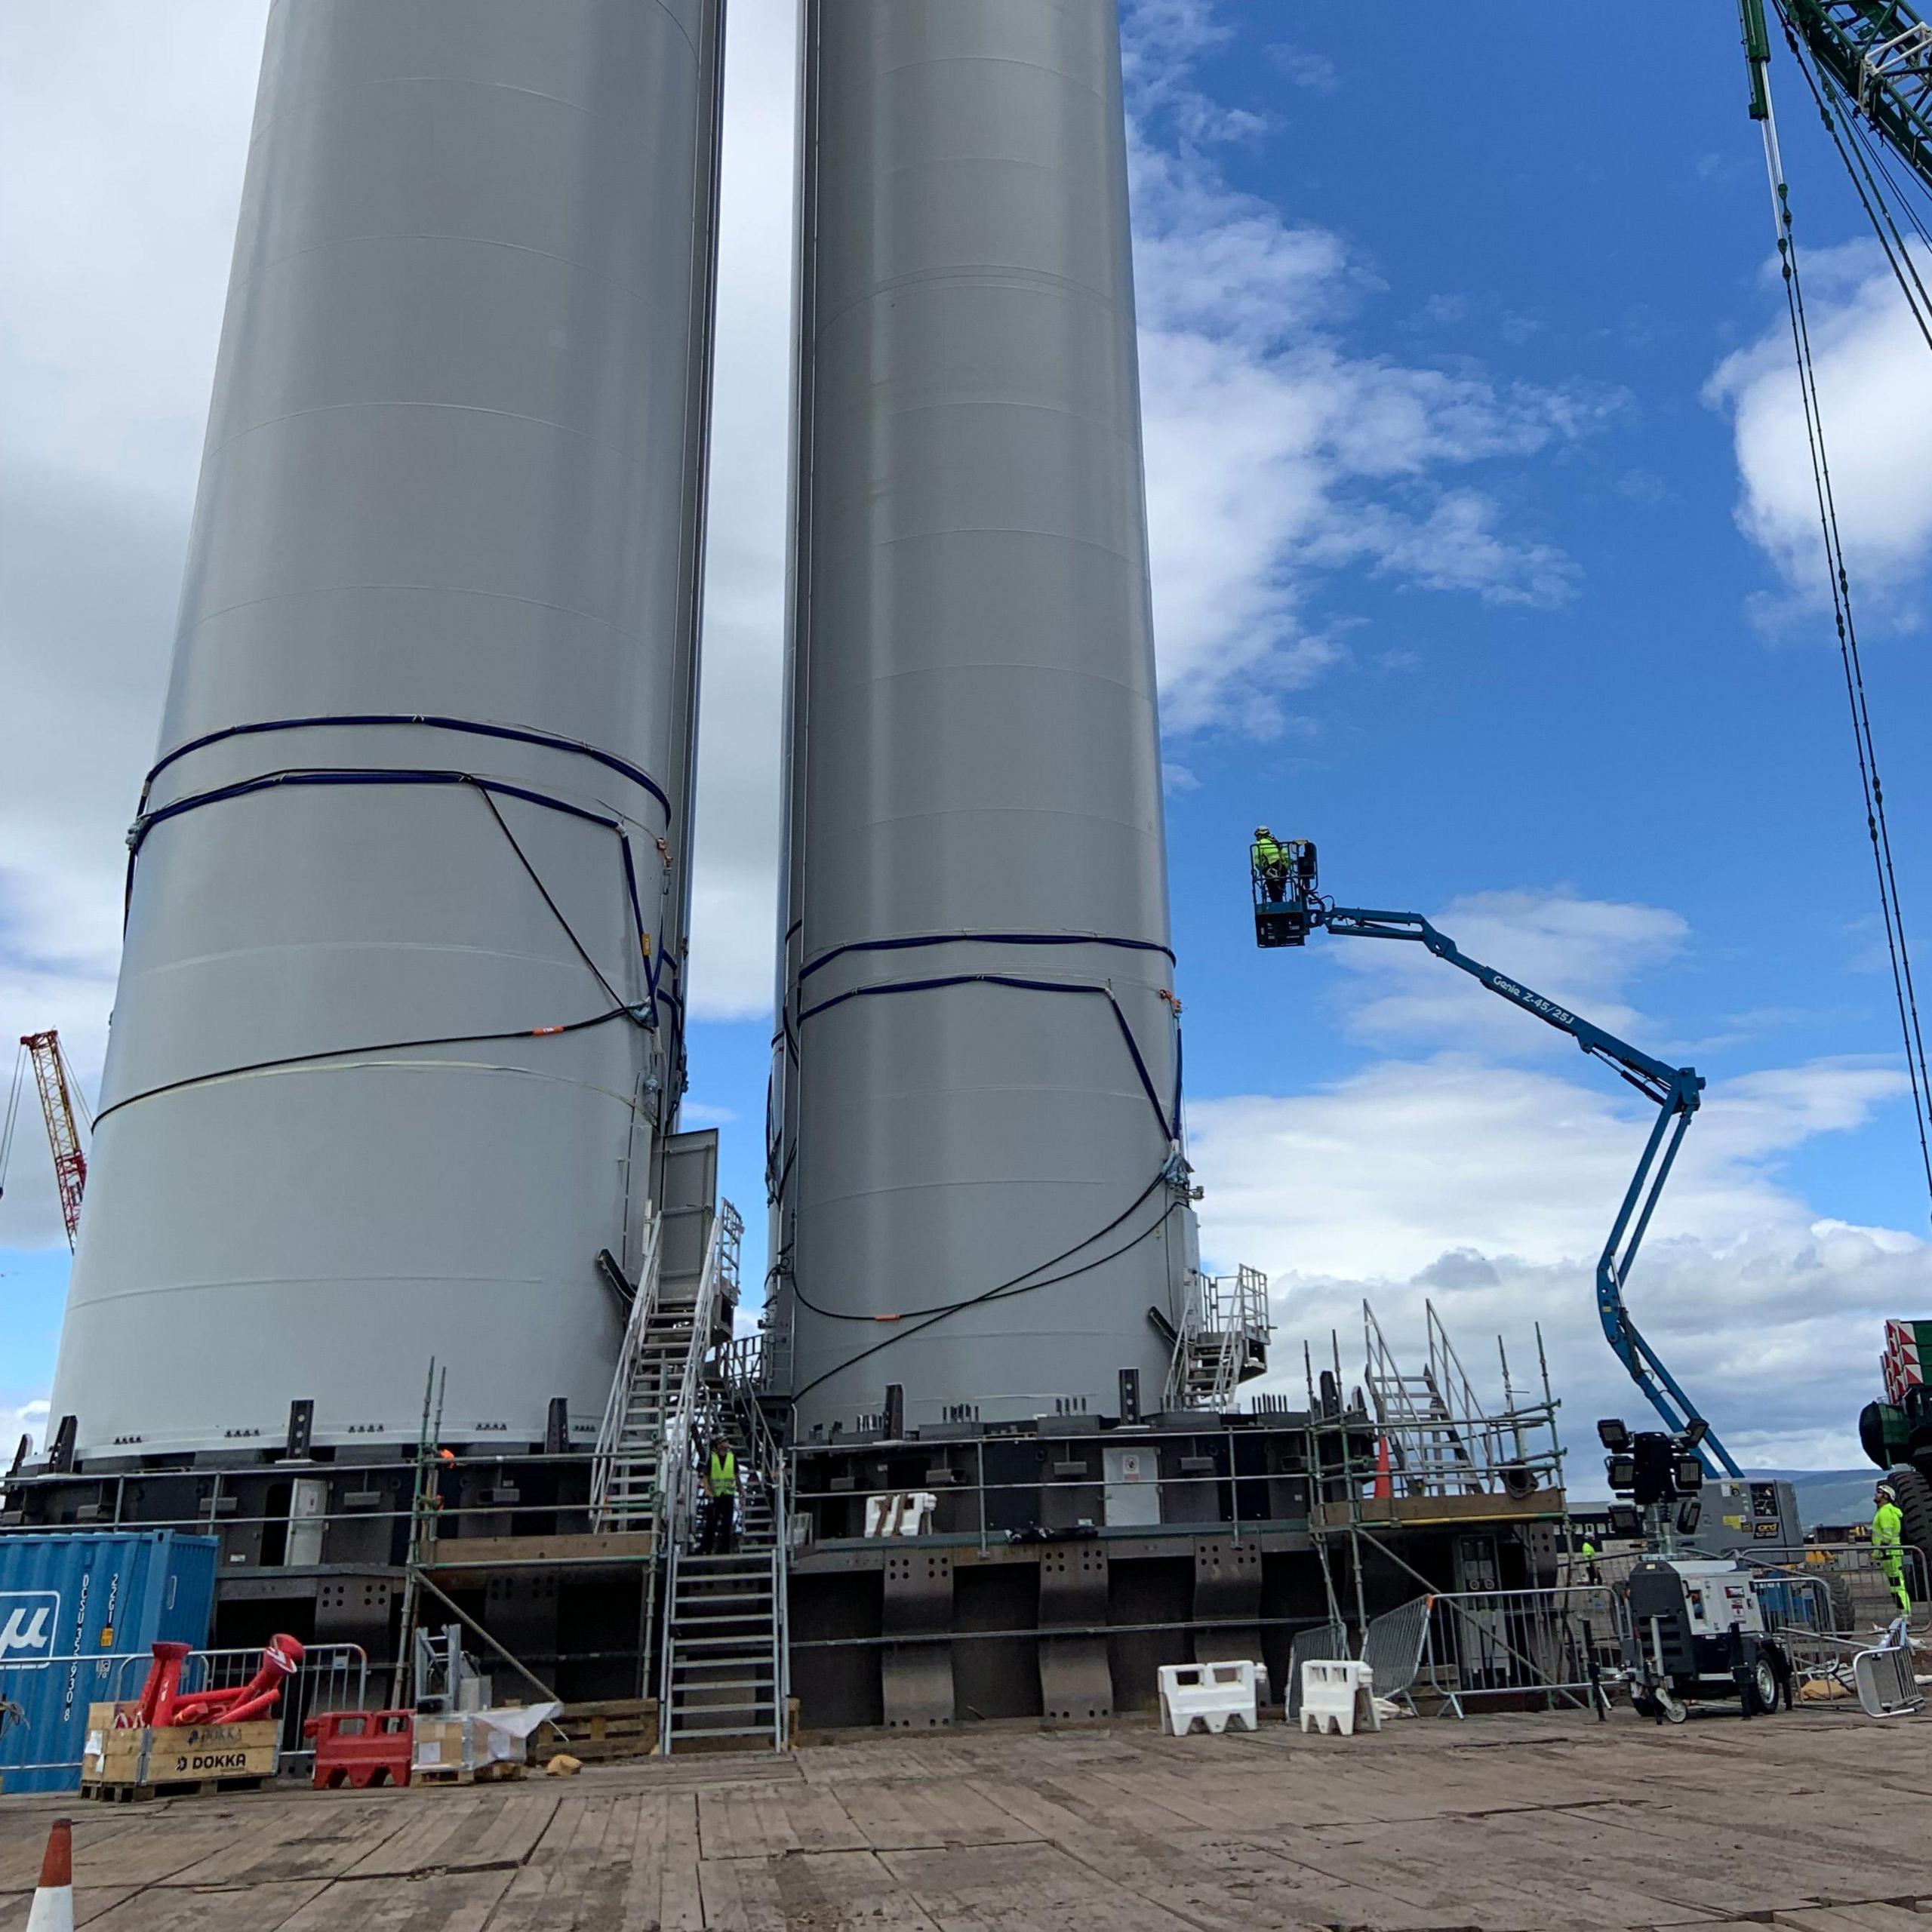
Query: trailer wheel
1890 1466 1932 1569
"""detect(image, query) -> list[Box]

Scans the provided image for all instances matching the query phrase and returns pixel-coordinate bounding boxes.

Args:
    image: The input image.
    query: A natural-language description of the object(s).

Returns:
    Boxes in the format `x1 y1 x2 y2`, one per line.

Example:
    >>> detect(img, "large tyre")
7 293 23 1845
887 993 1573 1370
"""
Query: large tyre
1890 1465 1932 1600
1826 1569 1858 1633
1861 1401 1894 1470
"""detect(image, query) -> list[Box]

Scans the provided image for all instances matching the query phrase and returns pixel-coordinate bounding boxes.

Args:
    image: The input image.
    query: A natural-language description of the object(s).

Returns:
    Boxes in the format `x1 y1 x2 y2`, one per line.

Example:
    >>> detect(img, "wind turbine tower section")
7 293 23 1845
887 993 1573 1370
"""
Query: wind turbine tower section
48 0 724 1460
771 0 1195 1435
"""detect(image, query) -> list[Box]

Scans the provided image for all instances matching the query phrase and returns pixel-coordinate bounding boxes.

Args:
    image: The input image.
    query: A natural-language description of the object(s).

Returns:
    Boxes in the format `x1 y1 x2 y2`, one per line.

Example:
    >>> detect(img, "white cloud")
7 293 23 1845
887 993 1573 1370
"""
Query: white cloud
1706 242 1932 609
1188 884 1917 1469
684 0 797 1020
1 0 266 1251
1267 46 1340 95
1123 10 1623 735
1194 1058 1916 1469
0 1398 49 1459
1326 889 1690 1053
1121 0 1272 146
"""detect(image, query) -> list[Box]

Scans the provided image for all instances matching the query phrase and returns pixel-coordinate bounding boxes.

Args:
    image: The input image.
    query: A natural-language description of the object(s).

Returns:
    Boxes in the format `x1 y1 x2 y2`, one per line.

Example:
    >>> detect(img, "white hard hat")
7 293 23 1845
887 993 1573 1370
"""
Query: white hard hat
1254 825 1271 839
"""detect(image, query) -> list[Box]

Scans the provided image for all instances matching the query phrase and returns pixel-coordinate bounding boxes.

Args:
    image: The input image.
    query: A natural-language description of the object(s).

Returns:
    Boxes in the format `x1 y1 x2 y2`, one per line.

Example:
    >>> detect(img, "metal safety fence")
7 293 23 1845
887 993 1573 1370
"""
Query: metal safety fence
1741 1542 1930 1635
1417 1586 1621 1718
114 1641 372 1777
1360 1595 1432 1714
0 1641 368 1783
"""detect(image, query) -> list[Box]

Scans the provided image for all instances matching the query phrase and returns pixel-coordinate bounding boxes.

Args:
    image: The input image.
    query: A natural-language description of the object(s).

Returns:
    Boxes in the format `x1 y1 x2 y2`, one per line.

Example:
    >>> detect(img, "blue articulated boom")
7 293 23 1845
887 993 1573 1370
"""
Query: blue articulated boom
1250 838 1740 1475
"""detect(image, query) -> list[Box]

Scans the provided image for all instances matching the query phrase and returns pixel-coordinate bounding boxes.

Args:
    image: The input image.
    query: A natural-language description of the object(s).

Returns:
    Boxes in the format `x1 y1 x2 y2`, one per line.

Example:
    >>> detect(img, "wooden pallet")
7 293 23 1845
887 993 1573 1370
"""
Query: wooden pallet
411 1758 525 1786
537 1697 659 1764
81 1774 271 1804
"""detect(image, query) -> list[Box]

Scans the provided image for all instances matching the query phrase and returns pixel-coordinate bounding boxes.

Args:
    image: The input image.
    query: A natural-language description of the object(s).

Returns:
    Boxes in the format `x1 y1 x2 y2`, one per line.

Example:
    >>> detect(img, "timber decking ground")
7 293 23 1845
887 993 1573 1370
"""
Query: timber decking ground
2 1706 1929 1930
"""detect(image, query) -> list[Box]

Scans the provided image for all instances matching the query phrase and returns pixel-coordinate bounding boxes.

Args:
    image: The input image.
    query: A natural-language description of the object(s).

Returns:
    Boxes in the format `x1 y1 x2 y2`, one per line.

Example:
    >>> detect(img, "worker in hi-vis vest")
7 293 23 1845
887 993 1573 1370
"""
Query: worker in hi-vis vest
702 1435 739 1555
1252 827 1292 903
1873 1480 1909 1615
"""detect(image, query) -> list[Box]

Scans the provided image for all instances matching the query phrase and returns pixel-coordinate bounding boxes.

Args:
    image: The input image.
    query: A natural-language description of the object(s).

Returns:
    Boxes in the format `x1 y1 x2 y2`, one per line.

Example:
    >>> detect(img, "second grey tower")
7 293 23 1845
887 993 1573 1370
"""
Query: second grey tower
771 0 1194 1432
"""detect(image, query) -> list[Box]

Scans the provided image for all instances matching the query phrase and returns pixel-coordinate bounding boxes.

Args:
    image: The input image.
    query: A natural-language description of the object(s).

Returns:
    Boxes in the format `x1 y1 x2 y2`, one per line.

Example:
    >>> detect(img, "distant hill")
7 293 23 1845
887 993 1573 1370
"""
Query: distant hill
1746 1468 1884 1531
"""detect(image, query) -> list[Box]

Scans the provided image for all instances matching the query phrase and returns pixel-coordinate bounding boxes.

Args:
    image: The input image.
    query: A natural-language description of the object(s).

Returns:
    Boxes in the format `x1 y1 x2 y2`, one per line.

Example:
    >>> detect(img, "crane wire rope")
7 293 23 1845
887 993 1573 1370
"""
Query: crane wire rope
0 1042 26 1203
1748 45 1932 1218
54 1035 93 1133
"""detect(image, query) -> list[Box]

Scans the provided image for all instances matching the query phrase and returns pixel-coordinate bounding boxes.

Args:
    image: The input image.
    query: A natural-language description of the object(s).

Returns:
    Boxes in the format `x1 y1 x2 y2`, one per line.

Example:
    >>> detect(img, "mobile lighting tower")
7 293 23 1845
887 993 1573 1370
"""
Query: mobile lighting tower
1252 837 1739 1476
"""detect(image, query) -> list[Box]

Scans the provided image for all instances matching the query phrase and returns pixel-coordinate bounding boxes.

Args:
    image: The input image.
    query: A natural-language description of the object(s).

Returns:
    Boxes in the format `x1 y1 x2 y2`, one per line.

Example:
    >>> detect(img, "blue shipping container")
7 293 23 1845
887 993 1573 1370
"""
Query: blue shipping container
0 1531 218 1793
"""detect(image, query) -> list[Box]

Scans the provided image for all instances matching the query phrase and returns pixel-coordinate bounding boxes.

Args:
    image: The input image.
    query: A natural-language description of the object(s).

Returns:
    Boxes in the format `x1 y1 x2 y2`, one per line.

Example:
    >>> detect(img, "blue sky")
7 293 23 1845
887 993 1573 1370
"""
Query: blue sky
3 0 1927 1471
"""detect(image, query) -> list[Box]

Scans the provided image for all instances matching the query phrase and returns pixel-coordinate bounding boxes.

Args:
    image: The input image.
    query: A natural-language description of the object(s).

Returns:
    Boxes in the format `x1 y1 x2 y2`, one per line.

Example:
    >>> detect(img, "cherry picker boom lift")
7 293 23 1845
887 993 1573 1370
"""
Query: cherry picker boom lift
1252 836 1740 1477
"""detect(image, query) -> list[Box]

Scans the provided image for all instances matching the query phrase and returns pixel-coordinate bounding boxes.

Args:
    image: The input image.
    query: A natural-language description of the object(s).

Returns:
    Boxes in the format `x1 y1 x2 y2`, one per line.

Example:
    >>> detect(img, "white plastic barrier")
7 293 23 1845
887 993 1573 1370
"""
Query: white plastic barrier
1299 1659 1380 1737
1157 1661 1260 1736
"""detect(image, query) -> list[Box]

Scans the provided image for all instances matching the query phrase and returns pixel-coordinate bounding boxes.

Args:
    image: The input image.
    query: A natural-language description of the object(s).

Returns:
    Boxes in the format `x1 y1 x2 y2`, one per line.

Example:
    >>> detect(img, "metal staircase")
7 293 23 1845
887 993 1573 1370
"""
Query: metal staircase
589 1216 672 1531
1165 1265 1272 1409
1364 1300 1489 1497
587 1191 789 1752
657 1345 789 1752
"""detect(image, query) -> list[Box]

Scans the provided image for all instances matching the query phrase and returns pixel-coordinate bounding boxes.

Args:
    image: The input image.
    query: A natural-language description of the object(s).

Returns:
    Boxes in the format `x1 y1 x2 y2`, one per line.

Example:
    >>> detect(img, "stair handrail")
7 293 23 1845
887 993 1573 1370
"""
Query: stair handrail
1163 1273 1204 1411
660 1204 730 1558
723 1345 790 1749
589 1212 664 1527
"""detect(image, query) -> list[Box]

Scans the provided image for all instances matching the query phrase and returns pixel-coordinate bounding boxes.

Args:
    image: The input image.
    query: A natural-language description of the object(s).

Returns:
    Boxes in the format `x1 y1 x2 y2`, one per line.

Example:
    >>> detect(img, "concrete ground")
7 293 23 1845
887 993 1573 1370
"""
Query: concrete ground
3 1705 1930 1931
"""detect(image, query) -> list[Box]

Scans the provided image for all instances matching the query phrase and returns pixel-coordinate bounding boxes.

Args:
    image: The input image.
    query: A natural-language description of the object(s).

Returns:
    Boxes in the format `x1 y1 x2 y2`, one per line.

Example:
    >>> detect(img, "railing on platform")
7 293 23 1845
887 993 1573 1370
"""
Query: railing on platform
1 1641 369 1782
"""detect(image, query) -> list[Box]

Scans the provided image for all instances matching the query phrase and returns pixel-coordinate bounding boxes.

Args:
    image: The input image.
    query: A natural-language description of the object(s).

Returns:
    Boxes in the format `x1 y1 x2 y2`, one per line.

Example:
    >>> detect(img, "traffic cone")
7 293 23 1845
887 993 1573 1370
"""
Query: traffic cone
26 1818 73 1932
1371 1435 1392 1502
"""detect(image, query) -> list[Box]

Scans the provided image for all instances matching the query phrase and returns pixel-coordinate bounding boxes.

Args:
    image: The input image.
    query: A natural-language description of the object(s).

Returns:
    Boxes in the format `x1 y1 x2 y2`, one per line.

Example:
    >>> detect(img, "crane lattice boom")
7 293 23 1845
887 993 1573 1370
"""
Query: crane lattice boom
1745 0 1932 192
22 1031 88 1251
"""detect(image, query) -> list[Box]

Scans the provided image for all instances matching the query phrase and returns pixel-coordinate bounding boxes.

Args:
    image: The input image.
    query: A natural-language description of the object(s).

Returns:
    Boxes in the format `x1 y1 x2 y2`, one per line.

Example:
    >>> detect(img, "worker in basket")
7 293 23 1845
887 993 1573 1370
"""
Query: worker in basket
1252 826 1292 903
702 1434 739 1555
1873 1479 1910 1615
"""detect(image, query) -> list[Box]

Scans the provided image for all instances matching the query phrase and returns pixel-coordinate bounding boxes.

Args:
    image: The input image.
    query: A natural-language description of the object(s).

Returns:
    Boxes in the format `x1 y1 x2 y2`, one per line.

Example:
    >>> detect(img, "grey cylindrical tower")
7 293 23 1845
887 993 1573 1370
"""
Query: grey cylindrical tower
772 0 1192 1433
49 0 724 1457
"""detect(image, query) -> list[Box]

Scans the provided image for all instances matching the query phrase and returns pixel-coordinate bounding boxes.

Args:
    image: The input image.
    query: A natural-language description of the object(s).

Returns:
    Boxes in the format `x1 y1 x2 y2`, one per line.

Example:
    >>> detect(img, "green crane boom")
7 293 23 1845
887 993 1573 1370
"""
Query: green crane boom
1741 0 1932 192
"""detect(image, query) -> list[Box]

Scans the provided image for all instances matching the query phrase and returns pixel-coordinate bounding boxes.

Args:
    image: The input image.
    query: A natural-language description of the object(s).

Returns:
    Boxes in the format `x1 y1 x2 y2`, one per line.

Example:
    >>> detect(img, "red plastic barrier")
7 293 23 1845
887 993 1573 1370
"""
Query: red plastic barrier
304 1709 414 1789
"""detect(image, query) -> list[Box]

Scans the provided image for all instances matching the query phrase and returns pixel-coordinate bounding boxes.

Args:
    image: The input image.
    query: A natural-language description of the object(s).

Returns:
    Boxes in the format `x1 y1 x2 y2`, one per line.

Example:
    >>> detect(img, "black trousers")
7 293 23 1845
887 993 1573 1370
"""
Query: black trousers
700 1493 737 1554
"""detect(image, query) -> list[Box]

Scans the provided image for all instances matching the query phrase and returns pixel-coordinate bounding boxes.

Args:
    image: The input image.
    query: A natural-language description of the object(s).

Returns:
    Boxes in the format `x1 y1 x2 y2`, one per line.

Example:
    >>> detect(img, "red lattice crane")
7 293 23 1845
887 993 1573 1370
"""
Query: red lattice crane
2 1032 91 1250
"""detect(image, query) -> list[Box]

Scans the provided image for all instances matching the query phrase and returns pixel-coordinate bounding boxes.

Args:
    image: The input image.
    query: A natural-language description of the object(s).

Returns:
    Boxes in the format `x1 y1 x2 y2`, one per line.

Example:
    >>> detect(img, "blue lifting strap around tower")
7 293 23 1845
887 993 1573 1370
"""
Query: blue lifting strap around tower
1249 832 1740 1477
